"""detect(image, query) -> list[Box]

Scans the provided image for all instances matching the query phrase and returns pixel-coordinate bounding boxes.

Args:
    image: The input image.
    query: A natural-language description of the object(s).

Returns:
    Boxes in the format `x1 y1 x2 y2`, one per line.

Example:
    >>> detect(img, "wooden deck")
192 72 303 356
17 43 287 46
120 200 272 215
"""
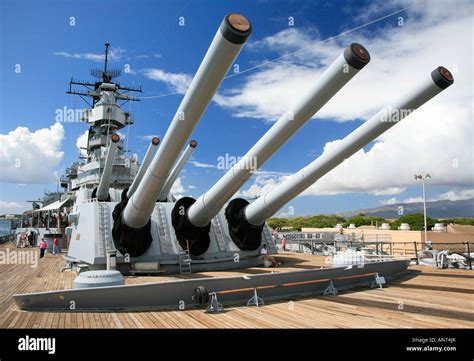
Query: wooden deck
0 243 473 328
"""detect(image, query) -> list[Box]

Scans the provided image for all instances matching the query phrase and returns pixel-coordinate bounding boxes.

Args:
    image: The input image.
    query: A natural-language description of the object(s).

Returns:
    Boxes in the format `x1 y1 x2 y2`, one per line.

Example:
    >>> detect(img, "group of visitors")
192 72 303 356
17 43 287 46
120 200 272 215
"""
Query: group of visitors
38 236 60 258
16 231 37 248
23 211 69 229
17 231 61 258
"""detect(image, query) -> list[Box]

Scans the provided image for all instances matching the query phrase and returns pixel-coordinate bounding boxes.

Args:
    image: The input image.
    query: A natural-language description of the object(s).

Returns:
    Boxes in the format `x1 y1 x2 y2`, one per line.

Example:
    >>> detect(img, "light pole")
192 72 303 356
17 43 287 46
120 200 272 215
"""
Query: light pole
414 174 431 245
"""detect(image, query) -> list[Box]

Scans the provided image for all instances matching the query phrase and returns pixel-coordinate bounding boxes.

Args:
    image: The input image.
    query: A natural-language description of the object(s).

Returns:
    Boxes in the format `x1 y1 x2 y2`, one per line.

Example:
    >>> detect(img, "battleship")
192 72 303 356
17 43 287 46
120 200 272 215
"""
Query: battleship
11 13 455 312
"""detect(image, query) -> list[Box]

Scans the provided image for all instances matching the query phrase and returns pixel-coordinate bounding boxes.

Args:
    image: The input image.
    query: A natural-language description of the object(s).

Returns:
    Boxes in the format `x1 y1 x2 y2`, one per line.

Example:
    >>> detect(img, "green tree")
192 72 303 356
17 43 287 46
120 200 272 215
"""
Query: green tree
267 218 289 230
268 215 346 231
441 218 474 226
342 216 387 228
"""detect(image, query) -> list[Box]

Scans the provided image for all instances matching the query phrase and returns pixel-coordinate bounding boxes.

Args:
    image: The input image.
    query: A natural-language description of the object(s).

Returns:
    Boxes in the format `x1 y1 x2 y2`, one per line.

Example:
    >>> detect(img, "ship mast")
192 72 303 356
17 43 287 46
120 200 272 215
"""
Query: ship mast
64 43 142 190
67 42 142 107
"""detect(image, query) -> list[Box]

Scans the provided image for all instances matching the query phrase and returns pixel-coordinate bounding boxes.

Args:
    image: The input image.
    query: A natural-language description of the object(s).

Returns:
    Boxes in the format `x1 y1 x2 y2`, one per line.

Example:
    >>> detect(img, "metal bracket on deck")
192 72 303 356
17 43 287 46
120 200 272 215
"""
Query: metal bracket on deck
206 292 224 313
247 288 264 307
323 279 338 296
61 261 72 273
371 273 385 289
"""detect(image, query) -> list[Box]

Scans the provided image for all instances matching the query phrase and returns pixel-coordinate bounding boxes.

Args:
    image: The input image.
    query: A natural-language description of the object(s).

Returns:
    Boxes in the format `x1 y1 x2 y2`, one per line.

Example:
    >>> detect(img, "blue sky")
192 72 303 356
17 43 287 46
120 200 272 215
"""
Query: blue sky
1 0 473 216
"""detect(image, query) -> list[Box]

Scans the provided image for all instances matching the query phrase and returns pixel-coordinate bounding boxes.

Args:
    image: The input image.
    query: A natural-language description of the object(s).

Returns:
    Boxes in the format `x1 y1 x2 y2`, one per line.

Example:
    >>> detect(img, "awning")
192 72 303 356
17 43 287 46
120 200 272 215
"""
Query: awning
34 199 71 212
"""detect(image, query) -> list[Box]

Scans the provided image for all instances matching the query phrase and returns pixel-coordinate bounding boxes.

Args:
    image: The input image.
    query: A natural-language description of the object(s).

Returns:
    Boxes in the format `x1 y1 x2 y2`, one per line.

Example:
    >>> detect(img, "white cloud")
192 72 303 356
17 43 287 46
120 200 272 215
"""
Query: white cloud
139 135 160 141
170 177 185 194
253 170 291 177
0 200 25 213
371 188 406 196
0 123 65 184
248 27 320 51
76 130 89 157
238 175 289 198
227 0 473 197
169 177 197 198
379 188 474 205
402 196 424 204
354 0 413 22
436 189 474 201
379 197 399 205
188 160 216 169
143 68 192 94
53 47 125 62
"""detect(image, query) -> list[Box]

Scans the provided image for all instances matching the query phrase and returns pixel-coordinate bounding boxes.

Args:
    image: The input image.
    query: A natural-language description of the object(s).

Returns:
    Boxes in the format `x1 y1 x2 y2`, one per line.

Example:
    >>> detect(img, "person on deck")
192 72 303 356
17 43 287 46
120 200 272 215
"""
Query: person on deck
28 232 34 247
52 236 60 255
39 238 47 258
21 233 28 248
260 243 280 267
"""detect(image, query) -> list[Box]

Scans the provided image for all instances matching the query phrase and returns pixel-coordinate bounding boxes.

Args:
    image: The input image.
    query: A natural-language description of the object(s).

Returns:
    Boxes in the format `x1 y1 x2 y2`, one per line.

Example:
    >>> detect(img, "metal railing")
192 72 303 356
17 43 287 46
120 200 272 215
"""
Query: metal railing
276 233 472 270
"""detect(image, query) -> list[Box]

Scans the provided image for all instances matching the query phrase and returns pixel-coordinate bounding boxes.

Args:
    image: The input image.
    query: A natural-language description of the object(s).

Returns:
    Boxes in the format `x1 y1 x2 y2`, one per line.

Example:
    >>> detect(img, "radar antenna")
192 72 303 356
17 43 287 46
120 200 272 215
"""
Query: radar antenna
67 43 142 106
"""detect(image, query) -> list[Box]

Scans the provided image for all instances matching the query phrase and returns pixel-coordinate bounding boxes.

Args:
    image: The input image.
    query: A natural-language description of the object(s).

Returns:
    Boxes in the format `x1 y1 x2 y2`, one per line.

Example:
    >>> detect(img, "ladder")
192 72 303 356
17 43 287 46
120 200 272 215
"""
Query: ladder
211 216 227 252
154 204 171 254
178 242 192 274
98 203 112 256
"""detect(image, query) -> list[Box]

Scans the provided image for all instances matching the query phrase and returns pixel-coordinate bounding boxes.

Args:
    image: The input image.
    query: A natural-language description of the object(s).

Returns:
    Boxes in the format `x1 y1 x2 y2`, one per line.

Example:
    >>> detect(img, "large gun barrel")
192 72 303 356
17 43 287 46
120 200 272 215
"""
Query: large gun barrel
158 140 197 201
242 67 454 231
114 14 252 257
185 43 371 229
122 14 251 230
96 134 120 201
127 137 160 199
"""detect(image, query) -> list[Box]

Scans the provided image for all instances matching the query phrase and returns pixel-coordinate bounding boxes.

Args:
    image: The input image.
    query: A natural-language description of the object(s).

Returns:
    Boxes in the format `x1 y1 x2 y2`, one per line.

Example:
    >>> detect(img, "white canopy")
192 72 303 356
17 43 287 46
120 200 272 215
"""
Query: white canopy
34 199 70 212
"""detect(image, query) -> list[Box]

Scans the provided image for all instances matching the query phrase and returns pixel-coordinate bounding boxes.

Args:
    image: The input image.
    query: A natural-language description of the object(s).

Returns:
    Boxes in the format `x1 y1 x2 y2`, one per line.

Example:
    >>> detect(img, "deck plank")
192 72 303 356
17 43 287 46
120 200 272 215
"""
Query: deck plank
0 243 472 328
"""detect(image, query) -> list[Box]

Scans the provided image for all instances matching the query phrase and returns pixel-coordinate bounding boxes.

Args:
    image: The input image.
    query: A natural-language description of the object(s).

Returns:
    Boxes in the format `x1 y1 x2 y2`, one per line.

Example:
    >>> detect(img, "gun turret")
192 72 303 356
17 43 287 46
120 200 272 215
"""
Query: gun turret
126 137 160 199
158 140 197 201
96 134 120 201
229 66 454 250
172 43 371 255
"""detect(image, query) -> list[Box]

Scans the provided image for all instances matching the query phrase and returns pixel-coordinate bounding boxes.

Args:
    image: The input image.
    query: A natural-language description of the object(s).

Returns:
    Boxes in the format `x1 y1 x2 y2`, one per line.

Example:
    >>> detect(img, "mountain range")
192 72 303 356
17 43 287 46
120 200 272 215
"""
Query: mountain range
338 198 474 219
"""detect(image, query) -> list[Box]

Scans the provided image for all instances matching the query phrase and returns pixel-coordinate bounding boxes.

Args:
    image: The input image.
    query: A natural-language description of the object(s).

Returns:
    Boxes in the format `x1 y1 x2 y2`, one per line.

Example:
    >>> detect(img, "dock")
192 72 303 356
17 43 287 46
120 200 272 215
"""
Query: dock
0 243 473 328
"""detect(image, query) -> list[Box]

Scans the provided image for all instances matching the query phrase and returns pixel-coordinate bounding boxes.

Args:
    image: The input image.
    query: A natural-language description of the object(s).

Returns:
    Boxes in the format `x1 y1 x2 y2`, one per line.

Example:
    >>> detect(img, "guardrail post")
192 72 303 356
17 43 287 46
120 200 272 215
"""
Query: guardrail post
413 241 419 265
465 241 472 270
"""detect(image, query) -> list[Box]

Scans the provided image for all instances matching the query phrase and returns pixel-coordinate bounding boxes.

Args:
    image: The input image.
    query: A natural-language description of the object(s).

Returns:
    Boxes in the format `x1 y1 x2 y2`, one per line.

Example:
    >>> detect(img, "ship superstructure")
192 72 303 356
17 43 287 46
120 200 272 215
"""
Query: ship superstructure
16 43 142 250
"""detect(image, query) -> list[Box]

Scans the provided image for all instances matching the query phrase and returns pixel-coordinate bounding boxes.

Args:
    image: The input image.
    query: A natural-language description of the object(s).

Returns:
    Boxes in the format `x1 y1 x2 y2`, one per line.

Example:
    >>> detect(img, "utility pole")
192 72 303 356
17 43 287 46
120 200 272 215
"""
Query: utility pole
414 174 431 245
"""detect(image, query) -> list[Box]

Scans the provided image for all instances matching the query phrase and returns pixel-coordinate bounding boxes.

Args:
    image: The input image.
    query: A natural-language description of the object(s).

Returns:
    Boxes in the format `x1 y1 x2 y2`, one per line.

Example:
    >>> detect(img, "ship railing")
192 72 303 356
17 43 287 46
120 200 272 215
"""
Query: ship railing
361 253 410 262
281 238 472 269
281 237 394 256
393 241 473 269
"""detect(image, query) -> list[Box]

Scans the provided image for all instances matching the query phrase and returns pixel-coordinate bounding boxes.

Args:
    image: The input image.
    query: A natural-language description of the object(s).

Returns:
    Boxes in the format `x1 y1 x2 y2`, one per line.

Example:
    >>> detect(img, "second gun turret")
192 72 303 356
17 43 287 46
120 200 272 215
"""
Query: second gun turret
94 133 120 202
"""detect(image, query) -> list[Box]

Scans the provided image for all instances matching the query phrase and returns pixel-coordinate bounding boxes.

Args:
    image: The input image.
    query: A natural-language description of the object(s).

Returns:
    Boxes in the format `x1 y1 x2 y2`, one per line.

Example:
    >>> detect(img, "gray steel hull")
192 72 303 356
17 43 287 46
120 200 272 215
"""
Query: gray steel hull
13 260 409 312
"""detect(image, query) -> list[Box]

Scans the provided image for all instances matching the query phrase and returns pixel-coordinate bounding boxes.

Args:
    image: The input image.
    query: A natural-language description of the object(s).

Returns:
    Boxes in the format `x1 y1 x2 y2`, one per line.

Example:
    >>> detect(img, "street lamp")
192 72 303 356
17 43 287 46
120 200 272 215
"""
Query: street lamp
414 174 431 245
